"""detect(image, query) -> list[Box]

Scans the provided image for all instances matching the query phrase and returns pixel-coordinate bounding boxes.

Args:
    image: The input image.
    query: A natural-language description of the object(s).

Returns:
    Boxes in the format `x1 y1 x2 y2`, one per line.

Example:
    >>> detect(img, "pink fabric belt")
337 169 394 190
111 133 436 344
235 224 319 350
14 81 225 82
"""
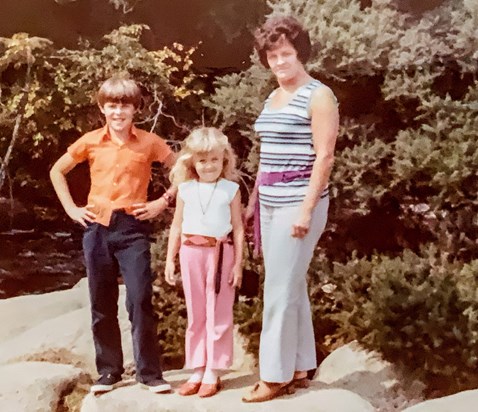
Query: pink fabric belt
253 168 313 255
182 233 233 294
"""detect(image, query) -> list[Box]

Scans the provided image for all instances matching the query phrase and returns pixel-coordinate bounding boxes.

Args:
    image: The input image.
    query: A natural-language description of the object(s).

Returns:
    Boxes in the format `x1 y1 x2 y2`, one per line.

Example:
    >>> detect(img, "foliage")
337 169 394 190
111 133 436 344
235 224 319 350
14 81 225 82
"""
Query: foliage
54 0 141 14
314 246 478 394
2 0 477 394
53 0 267 45
226 244 478 392
0 24 201 200
205 0 478 392
206 0 478 260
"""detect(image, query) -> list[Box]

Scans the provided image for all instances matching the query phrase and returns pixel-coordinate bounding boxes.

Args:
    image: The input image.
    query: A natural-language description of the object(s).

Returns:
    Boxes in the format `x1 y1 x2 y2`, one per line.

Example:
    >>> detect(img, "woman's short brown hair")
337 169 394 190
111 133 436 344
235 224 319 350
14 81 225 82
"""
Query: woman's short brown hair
97 76 142 109
254 15 311 68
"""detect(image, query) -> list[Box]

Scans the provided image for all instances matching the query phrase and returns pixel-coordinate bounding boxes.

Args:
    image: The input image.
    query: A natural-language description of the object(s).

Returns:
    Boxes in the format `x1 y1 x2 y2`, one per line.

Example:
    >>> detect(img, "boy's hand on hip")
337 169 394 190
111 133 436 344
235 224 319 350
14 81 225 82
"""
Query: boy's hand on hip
132 199 166 220
66 205 96 227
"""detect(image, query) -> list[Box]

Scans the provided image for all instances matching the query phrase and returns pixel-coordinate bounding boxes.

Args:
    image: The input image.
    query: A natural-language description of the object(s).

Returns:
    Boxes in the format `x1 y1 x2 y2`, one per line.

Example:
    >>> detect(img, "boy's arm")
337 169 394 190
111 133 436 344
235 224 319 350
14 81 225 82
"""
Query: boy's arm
164 196 184 285
163 152 177 169
230 190 244 288
50 153 96 227
132 152 178 220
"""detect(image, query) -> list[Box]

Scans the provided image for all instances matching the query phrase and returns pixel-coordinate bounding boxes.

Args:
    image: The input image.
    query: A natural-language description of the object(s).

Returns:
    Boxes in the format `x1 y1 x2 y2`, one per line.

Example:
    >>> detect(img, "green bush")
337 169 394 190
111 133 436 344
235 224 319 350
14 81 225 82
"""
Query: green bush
311 246 478 393
206 0 478 260
205 1 478 393
0 25 201 199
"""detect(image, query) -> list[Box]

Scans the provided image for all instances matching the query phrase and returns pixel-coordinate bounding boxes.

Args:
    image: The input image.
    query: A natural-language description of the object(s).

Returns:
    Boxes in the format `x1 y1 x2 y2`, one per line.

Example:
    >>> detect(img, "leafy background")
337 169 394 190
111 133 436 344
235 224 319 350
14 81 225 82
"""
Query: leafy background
1 0 477 397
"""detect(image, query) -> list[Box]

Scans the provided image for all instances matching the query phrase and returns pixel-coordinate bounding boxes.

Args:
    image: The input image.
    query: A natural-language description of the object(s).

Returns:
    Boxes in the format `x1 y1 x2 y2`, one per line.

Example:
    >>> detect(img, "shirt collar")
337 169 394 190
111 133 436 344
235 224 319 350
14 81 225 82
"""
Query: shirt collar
93 125 139 144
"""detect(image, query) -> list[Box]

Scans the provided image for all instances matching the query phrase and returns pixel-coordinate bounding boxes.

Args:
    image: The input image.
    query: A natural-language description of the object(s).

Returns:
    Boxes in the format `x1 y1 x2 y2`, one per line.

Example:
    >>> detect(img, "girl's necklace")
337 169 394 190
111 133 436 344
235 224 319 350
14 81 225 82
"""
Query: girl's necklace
197 179 218 219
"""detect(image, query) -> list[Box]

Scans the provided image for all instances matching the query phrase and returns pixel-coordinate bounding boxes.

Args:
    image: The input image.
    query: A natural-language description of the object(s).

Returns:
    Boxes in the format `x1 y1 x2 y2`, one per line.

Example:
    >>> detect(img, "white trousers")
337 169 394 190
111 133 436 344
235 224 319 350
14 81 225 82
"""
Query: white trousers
259 196 329 382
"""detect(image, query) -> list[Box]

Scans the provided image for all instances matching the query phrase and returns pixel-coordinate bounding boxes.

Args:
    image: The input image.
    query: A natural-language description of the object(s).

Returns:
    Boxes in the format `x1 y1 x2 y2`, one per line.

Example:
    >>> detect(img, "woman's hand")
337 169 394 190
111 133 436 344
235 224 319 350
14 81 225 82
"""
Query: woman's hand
292 209 312 238
242 201 255 227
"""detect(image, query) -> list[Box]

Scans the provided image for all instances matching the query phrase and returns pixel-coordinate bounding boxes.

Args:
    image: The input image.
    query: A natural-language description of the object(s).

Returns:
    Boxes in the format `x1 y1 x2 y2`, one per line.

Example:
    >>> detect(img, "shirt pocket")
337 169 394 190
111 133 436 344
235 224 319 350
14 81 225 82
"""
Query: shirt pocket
126 152 149 173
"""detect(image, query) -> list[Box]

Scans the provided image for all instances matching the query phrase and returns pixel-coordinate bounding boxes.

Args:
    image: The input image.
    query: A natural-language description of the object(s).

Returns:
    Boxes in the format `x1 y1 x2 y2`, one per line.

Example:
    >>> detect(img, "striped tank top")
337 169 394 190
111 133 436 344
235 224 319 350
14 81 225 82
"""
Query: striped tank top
254 79 331 207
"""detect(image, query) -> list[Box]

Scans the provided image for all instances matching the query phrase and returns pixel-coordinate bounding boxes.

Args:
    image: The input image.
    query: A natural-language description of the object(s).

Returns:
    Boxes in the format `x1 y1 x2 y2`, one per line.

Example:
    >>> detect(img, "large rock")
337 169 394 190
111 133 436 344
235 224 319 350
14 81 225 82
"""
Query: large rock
317 341 395 384
0 361 83 412
0 281 87 343
0 287 133 374
81 370 375 412
0 282 254 378
402 390 478 412
316 341 424 410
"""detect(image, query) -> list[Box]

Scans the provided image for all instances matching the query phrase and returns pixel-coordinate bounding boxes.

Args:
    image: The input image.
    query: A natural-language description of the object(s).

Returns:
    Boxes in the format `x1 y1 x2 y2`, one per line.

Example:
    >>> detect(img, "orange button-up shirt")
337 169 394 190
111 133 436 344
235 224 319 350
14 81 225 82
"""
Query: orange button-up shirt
67 125 172 226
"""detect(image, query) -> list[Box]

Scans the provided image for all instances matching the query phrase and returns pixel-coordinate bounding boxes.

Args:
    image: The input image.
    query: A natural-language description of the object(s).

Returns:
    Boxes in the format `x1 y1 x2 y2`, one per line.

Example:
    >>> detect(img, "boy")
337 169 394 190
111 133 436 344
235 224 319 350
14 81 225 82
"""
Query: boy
50 76 176 394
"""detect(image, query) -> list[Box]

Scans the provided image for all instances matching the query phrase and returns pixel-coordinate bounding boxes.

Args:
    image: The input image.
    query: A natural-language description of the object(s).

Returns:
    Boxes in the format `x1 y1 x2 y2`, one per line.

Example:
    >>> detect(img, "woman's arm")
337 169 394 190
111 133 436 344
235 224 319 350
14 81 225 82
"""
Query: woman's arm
230 190 244 288
292 86 339 238
164 196 184 285
243 178 259 223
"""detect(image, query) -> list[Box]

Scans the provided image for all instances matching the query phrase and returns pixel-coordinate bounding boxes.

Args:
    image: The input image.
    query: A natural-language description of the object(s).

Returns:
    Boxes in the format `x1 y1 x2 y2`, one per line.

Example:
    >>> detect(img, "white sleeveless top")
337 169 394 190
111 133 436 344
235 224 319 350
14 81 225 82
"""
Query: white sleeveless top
178 178 239 238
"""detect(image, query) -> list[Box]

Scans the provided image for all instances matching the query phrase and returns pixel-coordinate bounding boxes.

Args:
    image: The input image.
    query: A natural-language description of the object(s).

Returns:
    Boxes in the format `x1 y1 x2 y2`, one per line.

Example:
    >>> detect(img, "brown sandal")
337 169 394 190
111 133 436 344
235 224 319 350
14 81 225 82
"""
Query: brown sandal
198 378 222 398
291 371 310 389
292 377 310 389
178 381 201 396
242 380 295 403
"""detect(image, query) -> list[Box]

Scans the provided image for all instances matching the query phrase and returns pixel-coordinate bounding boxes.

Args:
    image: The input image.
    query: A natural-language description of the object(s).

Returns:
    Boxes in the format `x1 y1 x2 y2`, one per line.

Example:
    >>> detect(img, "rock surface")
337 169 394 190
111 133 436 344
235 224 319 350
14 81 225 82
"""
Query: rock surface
316 341 425 410
402 390 478 412
2 281 476 412
0 285 85 343
81 370 376 412
0 361 83 412
0 284 133 374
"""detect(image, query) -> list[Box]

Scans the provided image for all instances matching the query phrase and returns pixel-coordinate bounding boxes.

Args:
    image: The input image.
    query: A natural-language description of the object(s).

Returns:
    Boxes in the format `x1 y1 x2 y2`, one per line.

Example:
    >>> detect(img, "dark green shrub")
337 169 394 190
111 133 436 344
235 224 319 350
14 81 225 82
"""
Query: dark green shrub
319 246 478 394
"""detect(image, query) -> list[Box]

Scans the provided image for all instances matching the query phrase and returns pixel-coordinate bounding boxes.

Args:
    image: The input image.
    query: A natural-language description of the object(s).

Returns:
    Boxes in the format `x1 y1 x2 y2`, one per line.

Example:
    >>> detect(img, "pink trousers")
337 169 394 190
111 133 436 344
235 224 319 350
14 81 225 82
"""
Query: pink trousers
179 243 235 369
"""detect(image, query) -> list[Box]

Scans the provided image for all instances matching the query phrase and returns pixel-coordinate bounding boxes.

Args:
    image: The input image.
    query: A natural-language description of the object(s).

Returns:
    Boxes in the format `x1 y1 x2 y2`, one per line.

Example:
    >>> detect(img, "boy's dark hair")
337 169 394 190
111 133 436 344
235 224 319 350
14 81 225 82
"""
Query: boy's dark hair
253 15 312 68
97 76 142 109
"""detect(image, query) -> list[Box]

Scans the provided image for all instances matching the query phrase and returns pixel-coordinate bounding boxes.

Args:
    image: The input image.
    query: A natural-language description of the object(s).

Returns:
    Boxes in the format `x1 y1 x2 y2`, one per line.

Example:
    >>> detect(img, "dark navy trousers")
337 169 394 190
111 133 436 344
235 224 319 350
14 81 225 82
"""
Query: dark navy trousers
82 211 163 383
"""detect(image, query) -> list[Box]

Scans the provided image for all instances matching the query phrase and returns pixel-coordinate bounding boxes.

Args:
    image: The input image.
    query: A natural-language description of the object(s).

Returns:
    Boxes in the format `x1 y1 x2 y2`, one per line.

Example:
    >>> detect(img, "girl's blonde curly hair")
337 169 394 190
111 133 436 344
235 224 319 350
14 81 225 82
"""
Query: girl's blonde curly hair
170 127 239 186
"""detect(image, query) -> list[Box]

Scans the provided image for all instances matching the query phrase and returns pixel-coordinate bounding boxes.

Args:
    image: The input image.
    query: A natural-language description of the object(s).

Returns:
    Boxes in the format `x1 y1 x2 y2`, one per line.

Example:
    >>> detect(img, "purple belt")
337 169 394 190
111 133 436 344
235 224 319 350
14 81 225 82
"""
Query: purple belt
253 168 312 255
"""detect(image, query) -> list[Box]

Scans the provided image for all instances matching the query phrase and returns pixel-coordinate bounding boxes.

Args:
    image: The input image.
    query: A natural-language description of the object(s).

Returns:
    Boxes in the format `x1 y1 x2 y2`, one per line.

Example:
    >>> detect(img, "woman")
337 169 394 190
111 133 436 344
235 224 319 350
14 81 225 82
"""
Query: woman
242 15 339 402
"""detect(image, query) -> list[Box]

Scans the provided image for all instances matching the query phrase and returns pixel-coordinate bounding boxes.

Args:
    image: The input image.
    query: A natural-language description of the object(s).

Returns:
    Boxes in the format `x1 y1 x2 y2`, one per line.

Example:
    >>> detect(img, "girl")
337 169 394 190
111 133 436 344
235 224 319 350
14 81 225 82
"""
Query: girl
165 127 244 398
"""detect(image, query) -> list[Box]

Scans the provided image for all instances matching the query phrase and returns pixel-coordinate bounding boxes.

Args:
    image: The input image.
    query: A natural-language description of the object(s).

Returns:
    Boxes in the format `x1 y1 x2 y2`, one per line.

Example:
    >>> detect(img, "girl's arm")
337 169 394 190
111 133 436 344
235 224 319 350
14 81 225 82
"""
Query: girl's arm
164 196 184 285
230 190 244 288
292 86 339 238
